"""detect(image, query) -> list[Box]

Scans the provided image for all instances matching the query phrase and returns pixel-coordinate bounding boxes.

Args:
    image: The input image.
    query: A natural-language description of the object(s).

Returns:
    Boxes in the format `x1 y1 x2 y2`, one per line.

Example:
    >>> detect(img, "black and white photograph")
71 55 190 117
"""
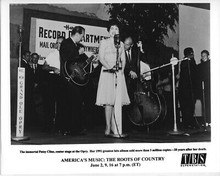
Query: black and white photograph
1 0 220 175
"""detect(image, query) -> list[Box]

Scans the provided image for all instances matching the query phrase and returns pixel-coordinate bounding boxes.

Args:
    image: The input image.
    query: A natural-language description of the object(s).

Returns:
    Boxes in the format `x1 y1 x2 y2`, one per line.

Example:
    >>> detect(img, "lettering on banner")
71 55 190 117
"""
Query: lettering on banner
16 68 25 137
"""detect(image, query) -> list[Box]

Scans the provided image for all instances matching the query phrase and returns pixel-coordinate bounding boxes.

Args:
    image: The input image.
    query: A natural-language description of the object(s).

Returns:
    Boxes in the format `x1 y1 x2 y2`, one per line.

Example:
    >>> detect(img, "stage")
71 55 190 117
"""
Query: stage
11 125 211 145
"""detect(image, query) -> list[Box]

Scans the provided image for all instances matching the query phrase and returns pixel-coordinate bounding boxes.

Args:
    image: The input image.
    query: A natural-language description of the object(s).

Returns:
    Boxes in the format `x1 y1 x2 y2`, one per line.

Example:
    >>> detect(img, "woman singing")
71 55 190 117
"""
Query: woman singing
96 21 130 138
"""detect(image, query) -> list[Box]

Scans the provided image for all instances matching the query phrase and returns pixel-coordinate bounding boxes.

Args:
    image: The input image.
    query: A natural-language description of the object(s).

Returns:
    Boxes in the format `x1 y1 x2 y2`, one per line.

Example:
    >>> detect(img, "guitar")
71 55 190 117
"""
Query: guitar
64 49 98 86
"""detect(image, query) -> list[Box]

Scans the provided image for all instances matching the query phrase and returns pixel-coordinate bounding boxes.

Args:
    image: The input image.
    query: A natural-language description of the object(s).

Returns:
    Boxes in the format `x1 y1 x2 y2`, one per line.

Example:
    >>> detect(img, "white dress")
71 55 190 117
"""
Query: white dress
96 38 130 135
96 38 130 106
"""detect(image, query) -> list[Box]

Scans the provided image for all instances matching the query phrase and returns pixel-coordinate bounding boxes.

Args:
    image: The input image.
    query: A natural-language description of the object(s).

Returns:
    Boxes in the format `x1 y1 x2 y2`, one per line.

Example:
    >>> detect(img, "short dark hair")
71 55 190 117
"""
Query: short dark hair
107 20 120 32
201 50 209 56
184 47 194 57
71 26 85 36
31 53 39 58
124 35 133 42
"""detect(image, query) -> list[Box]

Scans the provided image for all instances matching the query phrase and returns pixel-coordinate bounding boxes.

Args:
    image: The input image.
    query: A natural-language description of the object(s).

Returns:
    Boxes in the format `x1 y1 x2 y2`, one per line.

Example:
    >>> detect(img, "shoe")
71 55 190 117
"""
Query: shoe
104 134 111 137
104 129 110 137
110 133 129 138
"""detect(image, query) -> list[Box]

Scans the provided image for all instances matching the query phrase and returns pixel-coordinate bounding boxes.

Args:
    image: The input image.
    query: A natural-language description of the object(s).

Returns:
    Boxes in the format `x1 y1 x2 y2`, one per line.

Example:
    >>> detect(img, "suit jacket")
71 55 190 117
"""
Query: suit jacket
59 37 80 78
179 57 197 92
124 47 138 78
34 64 50 85
124 46 146 77
178 57 198 104
124 47 146 100
196 60 210 100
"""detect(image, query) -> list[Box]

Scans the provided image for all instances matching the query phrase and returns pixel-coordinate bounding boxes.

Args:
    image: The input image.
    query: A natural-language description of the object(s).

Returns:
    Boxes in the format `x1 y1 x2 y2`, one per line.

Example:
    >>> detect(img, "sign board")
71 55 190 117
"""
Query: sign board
30 18 109 63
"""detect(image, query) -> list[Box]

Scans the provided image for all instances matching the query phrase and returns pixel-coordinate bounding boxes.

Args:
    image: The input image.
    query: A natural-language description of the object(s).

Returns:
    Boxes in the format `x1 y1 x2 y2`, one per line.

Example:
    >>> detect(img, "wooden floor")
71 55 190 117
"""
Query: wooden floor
11 125 211 145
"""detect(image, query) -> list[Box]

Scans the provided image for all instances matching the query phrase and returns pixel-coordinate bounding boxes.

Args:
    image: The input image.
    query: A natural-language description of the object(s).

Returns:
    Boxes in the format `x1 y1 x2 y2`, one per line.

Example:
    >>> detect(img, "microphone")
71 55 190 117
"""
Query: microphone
19 25 23 33
114 34 120 48
18 25 23 39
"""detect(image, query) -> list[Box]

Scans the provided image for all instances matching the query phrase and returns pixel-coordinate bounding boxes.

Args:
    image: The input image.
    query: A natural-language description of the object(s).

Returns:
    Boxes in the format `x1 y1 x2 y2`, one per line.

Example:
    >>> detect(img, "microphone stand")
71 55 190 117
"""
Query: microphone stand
167 59 189 136
18 25 22 68
105 39 127 138
115 44 120 71
12 25 30 141
114 44 120 85
141 57 190 136
103 43 121 73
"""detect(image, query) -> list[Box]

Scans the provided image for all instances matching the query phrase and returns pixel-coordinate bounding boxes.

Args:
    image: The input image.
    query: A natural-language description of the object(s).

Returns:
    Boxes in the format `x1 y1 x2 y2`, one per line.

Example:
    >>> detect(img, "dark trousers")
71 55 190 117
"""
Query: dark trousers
163 91 181 130
179 90 196 128
40 74 63 131
80 80 97 129
200 82 211 124
204 87 211 124
59 79 83 133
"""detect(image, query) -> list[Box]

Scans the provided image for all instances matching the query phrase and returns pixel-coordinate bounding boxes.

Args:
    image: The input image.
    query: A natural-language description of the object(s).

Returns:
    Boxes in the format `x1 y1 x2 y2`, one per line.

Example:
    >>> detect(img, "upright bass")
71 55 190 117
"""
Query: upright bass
129 41 167 127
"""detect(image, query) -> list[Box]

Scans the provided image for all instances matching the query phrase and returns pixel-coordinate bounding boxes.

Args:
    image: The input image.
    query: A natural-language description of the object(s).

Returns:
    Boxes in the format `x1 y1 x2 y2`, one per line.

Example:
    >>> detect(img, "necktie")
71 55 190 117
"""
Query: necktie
127 51 131 62
33 64 36 74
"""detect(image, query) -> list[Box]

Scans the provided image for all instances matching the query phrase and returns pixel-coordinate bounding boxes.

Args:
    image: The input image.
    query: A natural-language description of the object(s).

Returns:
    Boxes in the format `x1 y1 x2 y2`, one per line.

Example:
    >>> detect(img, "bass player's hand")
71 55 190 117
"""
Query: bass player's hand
129 70 138 79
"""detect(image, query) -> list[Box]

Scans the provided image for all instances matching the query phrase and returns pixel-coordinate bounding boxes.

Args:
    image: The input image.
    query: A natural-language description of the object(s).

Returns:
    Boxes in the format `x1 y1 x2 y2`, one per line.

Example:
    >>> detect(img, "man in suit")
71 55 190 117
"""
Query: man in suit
124 36 138 100
123 36 148 132
30 52 50 126
124 36 149 98
197 50 210 127
59 26 86 136
178 47 198 129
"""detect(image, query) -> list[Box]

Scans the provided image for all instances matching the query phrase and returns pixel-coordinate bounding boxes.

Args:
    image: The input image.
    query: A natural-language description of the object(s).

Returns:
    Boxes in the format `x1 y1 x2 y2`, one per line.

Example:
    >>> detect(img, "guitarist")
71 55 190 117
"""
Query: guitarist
59 26 86 136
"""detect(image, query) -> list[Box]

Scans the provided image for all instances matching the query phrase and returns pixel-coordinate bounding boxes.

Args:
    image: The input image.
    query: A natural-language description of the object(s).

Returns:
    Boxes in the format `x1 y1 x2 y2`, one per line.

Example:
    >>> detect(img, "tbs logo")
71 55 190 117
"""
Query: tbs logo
181 153 206 166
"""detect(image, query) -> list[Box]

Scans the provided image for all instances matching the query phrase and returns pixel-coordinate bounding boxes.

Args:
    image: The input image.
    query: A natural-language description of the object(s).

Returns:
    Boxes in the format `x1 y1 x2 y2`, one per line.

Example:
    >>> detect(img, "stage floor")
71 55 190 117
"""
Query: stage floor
11 125 211 145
